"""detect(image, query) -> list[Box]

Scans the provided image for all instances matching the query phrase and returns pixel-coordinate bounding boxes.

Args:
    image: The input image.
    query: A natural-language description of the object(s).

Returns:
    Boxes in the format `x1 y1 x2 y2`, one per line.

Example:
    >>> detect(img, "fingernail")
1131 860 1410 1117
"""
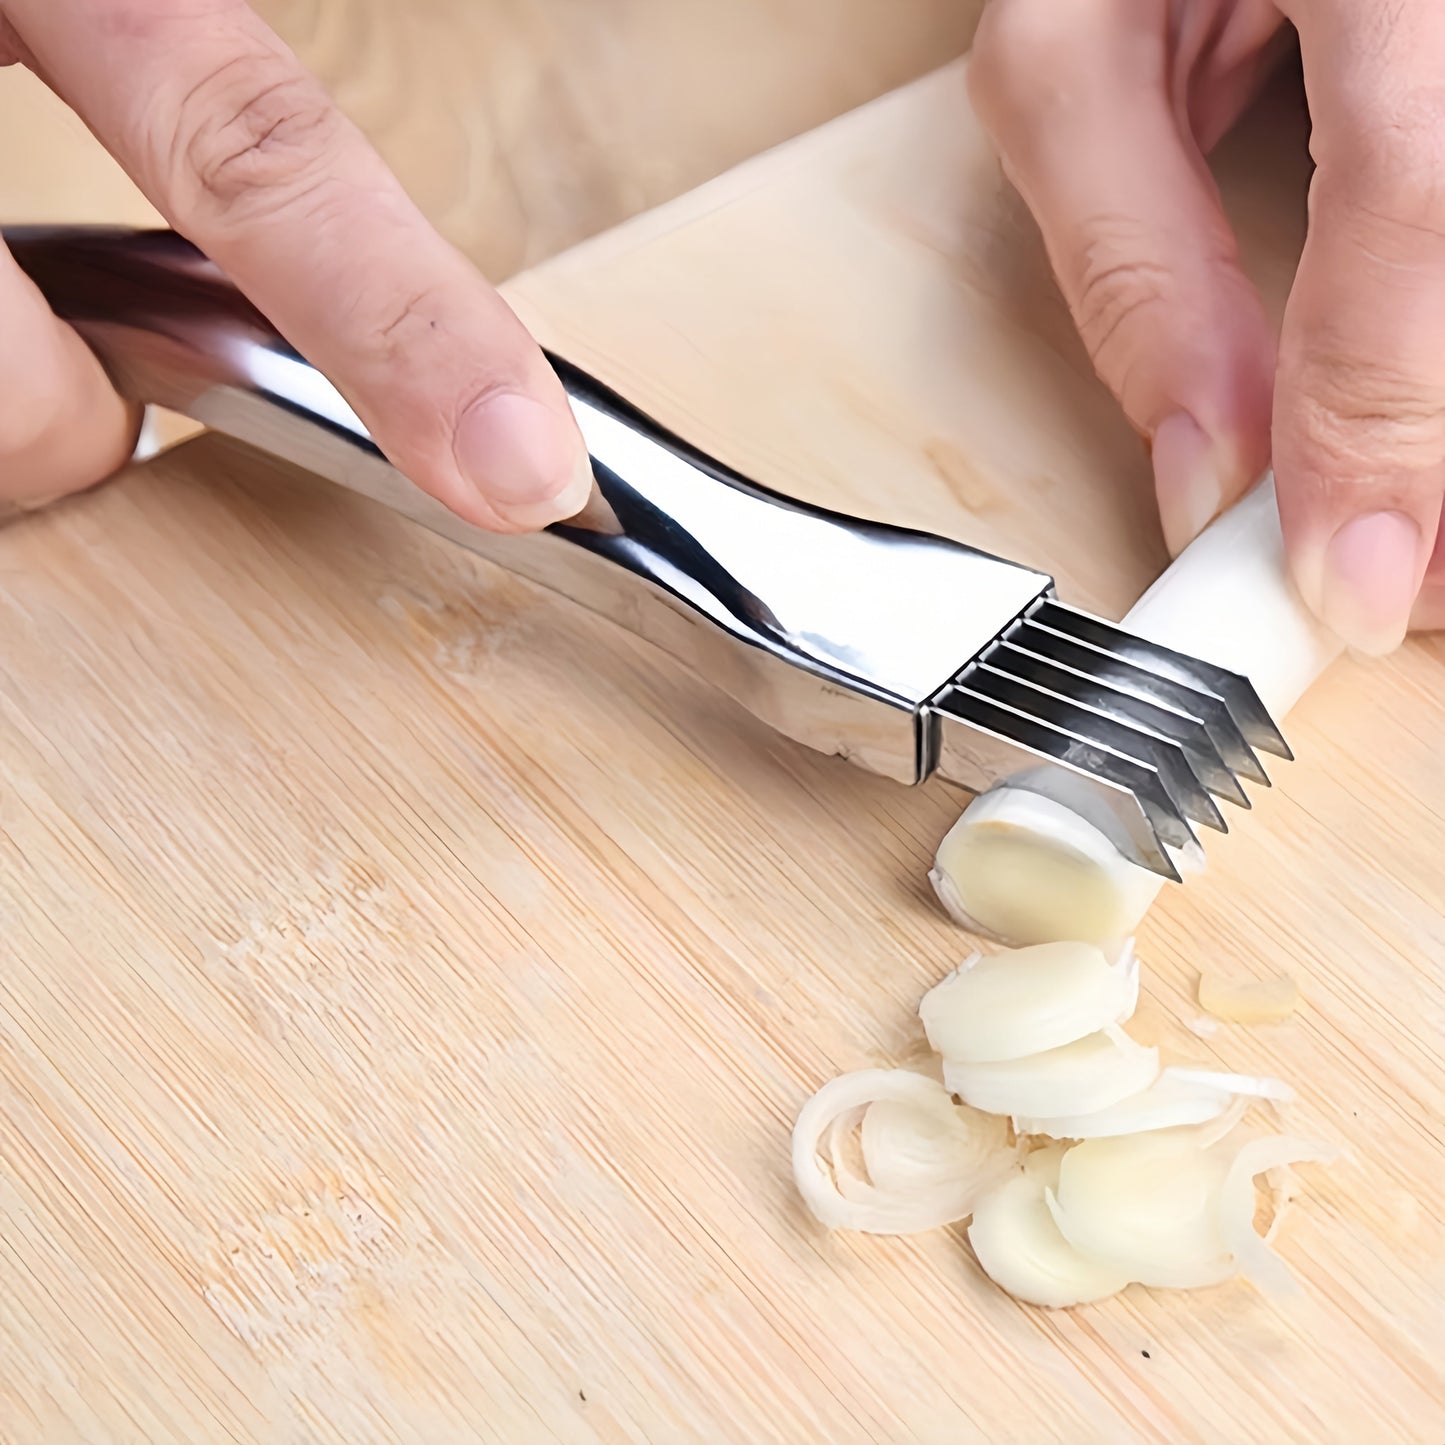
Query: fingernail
1151 411 1225 556
1320 510 1424 656
454 392 592 527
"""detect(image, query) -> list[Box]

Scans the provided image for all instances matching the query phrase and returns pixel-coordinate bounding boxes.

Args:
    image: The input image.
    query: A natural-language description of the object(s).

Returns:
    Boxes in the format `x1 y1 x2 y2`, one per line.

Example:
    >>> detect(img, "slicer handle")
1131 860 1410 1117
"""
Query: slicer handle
5 224 1050 787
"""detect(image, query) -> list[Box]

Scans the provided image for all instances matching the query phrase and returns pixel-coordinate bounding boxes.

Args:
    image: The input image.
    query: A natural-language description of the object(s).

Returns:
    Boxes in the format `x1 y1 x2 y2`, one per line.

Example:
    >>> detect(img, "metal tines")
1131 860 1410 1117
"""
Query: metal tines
929 597 1289 882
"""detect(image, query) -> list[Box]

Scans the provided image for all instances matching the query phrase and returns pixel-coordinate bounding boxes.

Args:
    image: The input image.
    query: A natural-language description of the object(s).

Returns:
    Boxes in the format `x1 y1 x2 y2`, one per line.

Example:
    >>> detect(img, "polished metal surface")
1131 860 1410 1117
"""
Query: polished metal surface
6 224 1288 881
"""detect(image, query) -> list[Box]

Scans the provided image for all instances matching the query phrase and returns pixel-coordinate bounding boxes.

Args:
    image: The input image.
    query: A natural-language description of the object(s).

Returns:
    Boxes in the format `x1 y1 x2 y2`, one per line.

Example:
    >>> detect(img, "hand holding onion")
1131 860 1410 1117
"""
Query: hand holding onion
969 0 1445 653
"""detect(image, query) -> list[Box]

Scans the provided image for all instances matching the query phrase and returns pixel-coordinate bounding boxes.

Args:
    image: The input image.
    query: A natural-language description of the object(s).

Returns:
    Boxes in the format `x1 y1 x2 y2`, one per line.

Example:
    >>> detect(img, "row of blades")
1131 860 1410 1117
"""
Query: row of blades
932 597 1290 881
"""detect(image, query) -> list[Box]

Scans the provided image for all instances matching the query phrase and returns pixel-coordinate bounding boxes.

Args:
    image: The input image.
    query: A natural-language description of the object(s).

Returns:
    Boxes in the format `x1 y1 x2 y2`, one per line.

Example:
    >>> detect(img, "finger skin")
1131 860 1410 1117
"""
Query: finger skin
0 236 140 505
8 0 590 533
968 0 1277 555
1269 0 1445 652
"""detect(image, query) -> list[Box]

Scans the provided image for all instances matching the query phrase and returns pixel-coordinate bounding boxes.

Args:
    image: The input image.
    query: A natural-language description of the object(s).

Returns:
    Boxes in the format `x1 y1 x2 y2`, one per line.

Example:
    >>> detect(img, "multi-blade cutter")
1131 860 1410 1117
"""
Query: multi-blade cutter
5 226 1290 882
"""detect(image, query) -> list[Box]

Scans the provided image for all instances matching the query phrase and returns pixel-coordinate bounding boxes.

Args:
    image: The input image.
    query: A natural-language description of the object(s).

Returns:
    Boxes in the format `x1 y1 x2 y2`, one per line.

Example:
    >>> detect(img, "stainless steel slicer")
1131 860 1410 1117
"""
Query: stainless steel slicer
5 225 1290 882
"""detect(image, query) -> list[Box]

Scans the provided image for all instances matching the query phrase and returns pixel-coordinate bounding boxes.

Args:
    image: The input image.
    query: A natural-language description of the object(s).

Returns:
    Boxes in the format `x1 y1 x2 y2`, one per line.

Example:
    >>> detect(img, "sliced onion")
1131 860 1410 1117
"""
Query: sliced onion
919 940 1140 1065
1046 1132 1237 1290
931 787 1164 947
1018 1064 1294 1141
1015 1070 1246 1140
1218 1136 1339 1296
967 1146 1132 1308
860 1097 989 1191
1198 971 1299 1025
943 1025 1159 1119
1163 1067 1295 1103
791 1069 1012 1234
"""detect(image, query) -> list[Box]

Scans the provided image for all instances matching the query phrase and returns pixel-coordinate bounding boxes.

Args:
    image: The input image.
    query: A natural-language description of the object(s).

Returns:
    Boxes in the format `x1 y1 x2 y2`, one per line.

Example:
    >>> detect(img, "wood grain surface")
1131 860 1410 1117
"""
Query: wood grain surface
0 0 974 279
4 41 1445 1445
247 0 975 276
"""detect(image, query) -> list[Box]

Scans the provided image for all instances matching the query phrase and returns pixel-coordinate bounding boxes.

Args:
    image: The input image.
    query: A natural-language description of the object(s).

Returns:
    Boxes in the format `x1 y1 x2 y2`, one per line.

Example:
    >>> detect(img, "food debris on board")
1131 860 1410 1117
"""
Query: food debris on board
791 940 1335 1310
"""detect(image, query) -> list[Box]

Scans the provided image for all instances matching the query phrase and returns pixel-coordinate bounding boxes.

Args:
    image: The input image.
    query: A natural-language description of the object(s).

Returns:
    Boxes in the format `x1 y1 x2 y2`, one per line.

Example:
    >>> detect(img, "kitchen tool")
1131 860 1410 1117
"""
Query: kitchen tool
5 224 1288 881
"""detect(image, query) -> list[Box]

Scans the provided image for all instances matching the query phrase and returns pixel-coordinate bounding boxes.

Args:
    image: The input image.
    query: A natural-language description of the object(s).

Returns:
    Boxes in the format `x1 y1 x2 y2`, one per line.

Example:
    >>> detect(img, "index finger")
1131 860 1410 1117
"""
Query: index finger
8 0 591 532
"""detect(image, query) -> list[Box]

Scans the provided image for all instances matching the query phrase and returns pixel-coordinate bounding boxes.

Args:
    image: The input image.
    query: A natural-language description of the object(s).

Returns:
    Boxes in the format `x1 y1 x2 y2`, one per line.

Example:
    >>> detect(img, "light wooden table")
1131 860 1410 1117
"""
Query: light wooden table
263 0 977 278
4 28 1445 1445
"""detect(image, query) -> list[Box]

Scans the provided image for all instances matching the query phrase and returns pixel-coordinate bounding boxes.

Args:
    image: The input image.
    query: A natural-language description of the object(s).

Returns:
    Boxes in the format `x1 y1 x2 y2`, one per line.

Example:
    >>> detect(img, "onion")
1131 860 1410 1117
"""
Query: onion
1218 1135 1339 1296
967 1145 1133 1308
943 1026 1159 1119
930 788 1160 948
1162 1067 1294 1103
791 1069 1012 1234
1014 1068 1261 1140
918 940 1139 1064
1198 972 1299 1025
1045 1132 1237 1290
931 477 1345 947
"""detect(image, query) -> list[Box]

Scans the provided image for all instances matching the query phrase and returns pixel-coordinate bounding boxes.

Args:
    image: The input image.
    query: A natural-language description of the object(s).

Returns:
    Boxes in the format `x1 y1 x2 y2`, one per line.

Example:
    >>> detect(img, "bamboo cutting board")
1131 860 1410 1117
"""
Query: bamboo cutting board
4 60 1445 1445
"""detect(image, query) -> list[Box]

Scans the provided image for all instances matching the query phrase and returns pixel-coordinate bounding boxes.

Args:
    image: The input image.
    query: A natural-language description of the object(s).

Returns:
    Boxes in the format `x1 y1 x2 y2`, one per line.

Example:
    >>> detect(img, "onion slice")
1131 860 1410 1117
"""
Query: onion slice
943 1026 1159 1120
1198 972 1299 1025
1218 1135 1339 1296
1045 1132 1238 1290
967 1146 1132 1308
1163 1067 1295 1103
919 940 1140 1064
791 1069 1012 1234
1016 1069 1249 1140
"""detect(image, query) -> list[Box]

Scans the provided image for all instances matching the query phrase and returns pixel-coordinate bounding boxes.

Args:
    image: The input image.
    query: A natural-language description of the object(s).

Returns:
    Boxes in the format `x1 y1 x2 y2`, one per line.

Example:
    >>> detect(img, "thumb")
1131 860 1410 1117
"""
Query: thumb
10 0 590 534
1270 5 1445 653
969 0 1277 555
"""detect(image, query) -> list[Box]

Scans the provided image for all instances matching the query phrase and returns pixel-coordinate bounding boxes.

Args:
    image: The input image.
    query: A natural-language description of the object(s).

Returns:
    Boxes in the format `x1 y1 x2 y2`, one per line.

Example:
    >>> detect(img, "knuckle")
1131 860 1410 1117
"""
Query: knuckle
1288 353 1445 480
1069 217 1174 360
176 51 344 216
1319 90 1445 235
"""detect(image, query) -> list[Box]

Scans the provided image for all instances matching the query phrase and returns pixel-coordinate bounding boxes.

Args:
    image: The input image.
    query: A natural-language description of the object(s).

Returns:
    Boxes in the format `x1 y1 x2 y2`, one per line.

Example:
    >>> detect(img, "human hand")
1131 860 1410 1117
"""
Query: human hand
968 0 1445 653
0 0 591 532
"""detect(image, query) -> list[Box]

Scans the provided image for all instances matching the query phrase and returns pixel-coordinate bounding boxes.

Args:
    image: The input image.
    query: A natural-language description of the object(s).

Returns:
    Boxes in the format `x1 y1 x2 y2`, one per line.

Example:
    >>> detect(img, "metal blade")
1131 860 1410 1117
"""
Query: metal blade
1009 615 1270 786
963 664 1221 837
927 685 1186 881
986 639 1250 808
1031 599 1291 760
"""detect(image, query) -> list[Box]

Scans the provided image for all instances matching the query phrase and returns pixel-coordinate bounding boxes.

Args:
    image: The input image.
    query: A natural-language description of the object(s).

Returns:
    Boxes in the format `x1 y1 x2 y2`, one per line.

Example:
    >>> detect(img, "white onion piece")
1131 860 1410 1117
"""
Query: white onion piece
932 477 1344 946
1198 971 1299 1025
943 1026 1159 1119
1163 1067 1295 1103
967 1146 1132 1308
930 788 1161 948
918 940 1140 1064
1046 1132 1237 1290
791 1069 1011 1234
1219 1136 1339 1296
1015 1070 1246 1141
859 1098 989 1192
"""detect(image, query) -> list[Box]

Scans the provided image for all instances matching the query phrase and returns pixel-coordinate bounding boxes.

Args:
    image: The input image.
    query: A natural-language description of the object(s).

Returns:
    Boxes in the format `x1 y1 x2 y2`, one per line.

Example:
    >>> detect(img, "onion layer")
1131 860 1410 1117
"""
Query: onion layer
919 940 1139 1064
791 1069 1011 1234
967 1146 1133 1308
943 1026 1159 1120
1219 1135 1339 1296
1046 1132 1237 1290
1198 972 1299 1025
1017 1063 1288 1138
